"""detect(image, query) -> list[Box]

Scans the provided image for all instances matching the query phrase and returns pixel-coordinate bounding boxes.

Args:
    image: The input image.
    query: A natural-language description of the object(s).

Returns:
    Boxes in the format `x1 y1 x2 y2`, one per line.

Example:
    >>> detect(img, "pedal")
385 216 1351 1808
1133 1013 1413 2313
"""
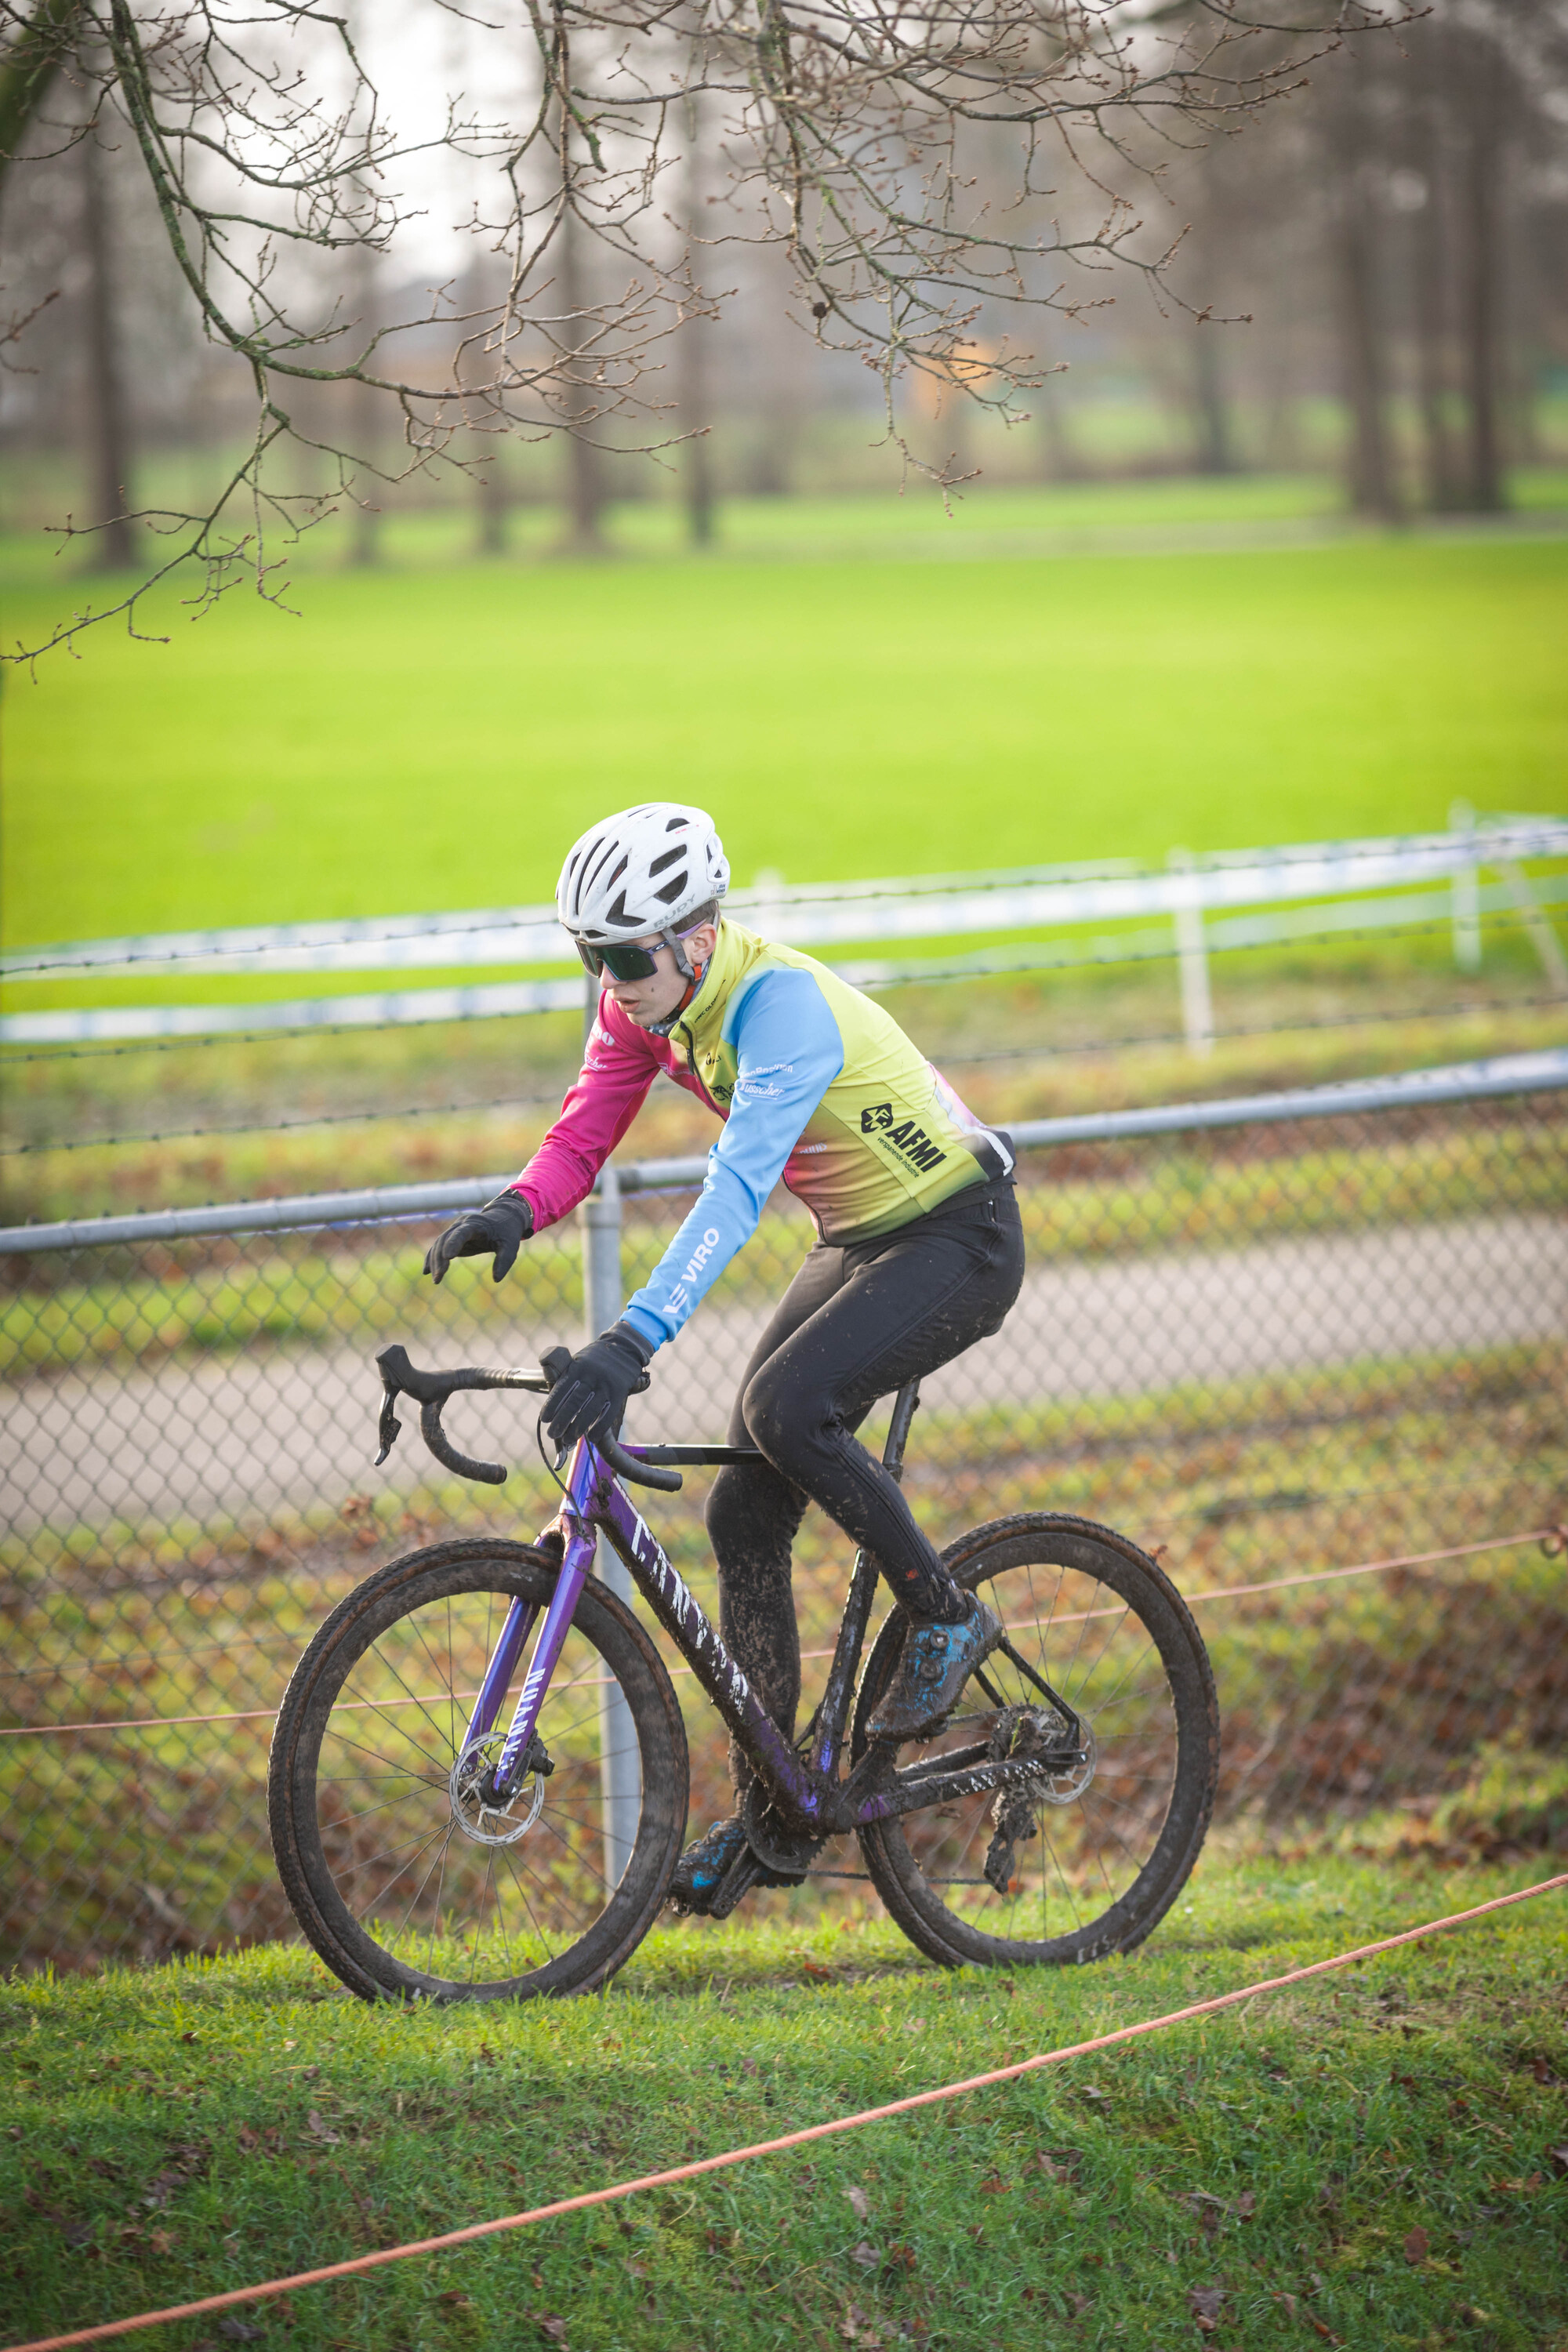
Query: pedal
702 1844 768 1921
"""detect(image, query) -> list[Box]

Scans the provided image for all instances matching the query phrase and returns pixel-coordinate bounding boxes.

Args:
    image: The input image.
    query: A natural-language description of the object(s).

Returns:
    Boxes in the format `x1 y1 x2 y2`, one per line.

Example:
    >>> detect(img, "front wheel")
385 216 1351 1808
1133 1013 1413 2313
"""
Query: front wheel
268 1539 688 2001
853 1514 1218 1969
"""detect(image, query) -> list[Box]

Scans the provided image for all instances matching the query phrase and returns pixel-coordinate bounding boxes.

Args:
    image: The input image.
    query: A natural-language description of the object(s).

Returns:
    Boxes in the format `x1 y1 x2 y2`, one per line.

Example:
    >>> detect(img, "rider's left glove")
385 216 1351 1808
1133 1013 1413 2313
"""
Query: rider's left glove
423 1189 533 1285
541 1321 654 1450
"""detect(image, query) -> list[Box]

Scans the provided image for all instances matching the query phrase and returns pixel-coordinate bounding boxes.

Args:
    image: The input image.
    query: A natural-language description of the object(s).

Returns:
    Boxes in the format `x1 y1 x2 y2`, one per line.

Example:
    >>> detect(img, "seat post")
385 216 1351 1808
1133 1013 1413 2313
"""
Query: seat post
881 1379 922 1486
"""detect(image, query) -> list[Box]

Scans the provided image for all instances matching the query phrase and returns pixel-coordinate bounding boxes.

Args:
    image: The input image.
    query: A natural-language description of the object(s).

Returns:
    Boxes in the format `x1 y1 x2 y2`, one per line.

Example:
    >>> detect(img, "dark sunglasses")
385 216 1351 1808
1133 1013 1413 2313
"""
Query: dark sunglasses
574 935 668 982
575 922 710 984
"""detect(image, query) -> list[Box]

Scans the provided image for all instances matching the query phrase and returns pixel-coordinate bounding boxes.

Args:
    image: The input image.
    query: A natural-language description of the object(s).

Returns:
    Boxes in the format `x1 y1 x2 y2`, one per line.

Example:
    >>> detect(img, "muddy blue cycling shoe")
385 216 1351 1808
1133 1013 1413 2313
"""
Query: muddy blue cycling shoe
865 1594 1004 1742
667 1814 804 1920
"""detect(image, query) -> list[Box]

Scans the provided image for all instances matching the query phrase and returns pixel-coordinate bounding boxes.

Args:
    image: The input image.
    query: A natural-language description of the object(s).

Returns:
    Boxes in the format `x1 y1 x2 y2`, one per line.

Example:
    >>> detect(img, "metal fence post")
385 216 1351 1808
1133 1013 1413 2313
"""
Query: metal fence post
1169 846 1214 1057
582 1163 642 1889
1450 799 1482 972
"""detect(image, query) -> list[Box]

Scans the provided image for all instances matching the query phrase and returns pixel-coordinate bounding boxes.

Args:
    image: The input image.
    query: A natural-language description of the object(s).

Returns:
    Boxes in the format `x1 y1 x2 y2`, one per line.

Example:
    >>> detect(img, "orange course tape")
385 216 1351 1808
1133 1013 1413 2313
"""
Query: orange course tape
5 1872 1564 2352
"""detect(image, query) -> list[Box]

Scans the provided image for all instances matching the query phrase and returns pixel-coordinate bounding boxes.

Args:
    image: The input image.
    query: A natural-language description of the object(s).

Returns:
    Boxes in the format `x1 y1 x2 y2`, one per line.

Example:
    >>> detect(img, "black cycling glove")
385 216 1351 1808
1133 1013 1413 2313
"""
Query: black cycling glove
540 1321 653 1450
423 1189 533 1285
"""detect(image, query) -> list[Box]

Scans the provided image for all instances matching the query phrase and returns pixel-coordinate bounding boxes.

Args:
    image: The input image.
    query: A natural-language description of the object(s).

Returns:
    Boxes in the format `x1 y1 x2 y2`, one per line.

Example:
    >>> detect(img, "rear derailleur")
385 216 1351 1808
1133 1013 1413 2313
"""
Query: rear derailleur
982 1701 1091 1894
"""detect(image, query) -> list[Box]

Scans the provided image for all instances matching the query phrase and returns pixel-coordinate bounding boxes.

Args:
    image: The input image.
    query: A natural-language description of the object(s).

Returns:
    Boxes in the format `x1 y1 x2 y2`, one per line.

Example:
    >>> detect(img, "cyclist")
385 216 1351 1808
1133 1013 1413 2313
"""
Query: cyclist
425 804 1025 1914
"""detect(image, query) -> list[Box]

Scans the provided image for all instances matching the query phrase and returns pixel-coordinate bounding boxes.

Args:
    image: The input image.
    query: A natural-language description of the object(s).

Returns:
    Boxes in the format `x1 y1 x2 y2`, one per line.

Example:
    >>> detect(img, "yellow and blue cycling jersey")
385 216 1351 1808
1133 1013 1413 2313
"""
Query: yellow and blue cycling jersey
511 918 1013 1352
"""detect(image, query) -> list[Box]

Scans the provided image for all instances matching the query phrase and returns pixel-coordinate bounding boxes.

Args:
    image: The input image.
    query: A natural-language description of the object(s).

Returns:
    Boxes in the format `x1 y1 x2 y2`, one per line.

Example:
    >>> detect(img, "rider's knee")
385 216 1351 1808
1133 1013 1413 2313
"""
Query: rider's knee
741 1359 818 1474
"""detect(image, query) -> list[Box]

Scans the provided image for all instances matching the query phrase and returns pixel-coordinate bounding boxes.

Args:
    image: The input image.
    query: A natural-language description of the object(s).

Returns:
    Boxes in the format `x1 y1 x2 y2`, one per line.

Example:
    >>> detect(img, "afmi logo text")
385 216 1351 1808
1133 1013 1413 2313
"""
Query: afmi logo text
859 1103 947 1172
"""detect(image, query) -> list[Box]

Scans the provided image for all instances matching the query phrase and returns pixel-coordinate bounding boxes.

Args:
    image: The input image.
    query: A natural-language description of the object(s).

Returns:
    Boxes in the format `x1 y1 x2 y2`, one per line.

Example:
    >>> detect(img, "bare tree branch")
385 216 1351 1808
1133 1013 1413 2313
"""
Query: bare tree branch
0 0 1416 656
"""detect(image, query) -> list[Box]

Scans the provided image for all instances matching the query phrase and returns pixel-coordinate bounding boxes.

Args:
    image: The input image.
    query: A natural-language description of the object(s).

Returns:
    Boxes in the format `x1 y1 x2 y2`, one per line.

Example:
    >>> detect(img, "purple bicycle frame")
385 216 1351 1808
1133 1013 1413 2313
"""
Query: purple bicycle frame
464 1433 816 1818
459 1432 1075 1841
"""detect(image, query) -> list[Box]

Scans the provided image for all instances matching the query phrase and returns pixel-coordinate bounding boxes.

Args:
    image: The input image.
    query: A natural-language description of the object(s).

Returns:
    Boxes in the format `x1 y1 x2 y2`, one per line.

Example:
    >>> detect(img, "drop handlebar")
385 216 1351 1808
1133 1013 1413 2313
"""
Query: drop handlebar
372 1341 688 1493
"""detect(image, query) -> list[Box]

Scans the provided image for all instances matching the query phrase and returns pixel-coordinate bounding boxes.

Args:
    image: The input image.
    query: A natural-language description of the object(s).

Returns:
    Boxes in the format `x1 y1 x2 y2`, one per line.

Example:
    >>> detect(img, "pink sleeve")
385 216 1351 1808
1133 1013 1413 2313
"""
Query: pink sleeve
510 995 660 1233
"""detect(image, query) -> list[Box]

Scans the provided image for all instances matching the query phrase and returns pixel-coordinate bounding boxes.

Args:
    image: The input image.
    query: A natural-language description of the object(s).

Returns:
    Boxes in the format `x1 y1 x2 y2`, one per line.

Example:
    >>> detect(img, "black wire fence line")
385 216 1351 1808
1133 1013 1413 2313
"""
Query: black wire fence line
3 1069 1563 1968
2 1526 1552 1742
5 989 1563 1160
2 908 1555 1070
0 861 1160 978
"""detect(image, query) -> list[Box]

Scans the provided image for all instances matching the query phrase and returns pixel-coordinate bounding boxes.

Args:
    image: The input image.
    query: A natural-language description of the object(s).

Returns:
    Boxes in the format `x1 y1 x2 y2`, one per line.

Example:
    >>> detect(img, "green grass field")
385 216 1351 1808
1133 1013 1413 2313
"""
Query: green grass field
3 1858 1565 2351
5 526 1566 952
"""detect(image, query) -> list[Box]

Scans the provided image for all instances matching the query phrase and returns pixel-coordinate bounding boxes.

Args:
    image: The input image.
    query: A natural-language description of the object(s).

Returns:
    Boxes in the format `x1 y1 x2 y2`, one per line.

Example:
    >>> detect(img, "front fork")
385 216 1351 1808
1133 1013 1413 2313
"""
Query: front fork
462 1448 599 1800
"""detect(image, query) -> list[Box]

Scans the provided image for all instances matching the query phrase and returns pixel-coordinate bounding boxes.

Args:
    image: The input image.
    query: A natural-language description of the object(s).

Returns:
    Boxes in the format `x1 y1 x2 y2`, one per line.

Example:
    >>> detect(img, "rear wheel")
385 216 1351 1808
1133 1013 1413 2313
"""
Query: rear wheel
269 1539 688 2001
853 1514 1218 1968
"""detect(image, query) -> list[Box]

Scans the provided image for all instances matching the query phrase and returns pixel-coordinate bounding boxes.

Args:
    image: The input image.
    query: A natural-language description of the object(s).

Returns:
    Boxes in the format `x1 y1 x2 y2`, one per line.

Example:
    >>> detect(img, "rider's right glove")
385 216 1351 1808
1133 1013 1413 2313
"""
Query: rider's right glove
423 1189 533 1285
541 1322 654 1450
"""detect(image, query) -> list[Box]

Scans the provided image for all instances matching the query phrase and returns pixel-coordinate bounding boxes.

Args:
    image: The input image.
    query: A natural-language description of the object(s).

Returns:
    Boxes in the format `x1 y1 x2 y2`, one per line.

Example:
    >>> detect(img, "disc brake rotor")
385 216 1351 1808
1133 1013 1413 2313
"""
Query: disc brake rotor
449 1733 547 1847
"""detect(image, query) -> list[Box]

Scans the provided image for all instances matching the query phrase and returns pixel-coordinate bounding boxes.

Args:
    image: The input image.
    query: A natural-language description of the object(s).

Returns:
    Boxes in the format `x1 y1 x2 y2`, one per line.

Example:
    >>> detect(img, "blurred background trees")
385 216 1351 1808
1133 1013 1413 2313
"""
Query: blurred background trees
1 0 1564 586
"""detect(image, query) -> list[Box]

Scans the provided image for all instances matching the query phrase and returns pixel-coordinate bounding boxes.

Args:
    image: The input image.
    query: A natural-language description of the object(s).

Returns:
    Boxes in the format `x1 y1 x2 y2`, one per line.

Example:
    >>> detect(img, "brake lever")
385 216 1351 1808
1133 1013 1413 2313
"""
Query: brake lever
375 1377 402 1468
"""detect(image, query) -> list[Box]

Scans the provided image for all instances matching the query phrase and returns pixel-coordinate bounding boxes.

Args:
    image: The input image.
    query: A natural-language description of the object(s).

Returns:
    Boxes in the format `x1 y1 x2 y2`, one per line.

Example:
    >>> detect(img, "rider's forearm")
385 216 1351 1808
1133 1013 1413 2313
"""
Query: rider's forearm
512 1000 658 1232
621 1152 761 1350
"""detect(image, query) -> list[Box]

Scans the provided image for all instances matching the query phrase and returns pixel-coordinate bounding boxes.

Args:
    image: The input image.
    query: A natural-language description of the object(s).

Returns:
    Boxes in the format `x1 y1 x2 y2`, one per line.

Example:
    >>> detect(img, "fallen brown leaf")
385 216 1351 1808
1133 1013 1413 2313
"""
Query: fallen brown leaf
1403 2227 1429 2264
850 2240 880 2270
845 2184 869 2220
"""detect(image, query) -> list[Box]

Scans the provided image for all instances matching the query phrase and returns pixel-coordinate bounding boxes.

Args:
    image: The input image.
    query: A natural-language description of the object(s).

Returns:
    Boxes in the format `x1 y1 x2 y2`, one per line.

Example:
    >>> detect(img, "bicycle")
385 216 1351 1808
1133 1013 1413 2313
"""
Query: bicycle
268 1343 1219 2002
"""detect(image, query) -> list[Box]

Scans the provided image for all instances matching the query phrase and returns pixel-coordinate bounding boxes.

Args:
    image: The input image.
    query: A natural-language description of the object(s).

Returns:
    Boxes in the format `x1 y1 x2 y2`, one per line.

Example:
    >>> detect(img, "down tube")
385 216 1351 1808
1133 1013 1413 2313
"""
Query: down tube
598 1479 820 1820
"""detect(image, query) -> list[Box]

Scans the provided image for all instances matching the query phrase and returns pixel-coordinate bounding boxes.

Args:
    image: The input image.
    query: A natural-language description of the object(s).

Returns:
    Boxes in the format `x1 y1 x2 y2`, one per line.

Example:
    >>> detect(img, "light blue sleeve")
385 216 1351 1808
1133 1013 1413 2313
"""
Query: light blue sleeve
621 970 844 1350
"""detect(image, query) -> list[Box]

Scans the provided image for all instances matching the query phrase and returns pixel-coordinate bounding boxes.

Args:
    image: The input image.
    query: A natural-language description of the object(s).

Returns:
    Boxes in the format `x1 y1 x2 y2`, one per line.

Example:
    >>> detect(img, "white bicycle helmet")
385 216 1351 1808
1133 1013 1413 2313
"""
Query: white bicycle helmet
556 804 730 942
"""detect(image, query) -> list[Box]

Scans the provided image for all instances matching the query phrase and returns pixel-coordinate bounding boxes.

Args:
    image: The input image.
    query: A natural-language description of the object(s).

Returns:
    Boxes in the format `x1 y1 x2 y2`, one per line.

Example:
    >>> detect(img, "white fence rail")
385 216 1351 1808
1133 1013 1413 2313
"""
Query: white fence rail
5 814 1565 1050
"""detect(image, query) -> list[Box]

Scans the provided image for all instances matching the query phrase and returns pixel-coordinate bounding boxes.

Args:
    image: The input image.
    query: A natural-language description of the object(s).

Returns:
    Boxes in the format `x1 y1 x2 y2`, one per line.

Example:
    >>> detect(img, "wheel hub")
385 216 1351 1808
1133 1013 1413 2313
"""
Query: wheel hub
989 1700 1096 1806
449 1733 547 1847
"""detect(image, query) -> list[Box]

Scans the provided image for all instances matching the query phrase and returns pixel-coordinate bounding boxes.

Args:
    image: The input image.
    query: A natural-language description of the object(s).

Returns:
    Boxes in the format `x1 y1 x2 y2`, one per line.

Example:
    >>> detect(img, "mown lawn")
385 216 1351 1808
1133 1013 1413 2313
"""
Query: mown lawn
2 1857 1565 2351
5 531 1566 952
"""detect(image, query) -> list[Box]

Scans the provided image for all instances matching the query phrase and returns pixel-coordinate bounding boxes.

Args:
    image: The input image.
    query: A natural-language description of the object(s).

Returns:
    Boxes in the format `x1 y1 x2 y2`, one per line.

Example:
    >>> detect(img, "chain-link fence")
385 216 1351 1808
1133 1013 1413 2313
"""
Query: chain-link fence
3 1066 1566 1972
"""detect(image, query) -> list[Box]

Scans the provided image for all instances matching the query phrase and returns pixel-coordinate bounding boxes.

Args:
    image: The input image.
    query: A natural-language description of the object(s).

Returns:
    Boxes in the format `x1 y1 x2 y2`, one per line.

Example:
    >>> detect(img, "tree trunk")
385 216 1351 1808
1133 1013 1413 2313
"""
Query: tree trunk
1190 325 1236 475
557 171 606 555
475 441 509 555
1330 70 1399 521
1034 376 1079 481
1411 61 1461 511
1455 29 1507 511
460 264 509 557
78 125 134 570
345 235 382 565
679 101 715 549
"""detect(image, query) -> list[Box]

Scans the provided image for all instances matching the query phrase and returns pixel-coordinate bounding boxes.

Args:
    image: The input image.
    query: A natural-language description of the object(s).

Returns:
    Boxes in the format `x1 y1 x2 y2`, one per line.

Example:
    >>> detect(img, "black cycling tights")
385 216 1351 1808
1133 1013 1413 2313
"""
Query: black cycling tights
705 1177 1025 1794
